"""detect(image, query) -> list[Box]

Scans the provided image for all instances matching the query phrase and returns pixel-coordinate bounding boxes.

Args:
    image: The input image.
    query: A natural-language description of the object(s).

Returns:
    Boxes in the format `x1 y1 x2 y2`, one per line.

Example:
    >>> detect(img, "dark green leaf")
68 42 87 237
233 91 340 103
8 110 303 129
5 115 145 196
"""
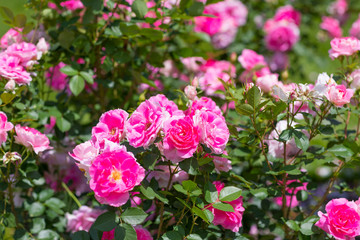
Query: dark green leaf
3 213 16 228
219 186 242 202
0 6 14 21
293 130 309 151
236 104 253 116
212 202 234 212
14 14 26 28
204 182 218 203
80 71 94 84
247 86 261 110
69 75 85 96
121 207 148 225
92 212 117 232
161 231 183 240
56 116 71 132
250 188 268 200
71 231 90 240
131 0 148 18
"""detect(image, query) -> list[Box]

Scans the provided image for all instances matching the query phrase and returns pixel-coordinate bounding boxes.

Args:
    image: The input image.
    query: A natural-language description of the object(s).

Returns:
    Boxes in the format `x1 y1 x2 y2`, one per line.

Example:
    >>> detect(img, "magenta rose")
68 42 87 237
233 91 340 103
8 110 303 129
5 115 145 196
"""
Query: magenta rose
265 21 300 52
326 84 354 107
14 125 52 154
274 180 308 208
186 97 223 117
320 17 342 38
329 37 360 60
135 226 153 240
5 42 38 65
315 198 360 240
60 0 84 10
238 49 267 70
0 54 32 85
89 147 145 207
126 100 163 148
273 5 301 26
162 116 199 163
46 62 68 91
0 112 13 145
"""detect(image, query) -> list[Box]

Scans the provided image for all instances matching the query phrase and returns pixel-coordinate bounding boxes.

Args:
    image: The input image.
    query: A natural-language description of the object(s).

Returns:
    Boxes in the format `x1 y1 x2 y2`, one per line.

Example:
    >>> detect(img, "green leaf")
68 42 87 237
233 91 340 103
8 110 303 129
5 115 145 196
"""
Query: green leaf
174 184 188 195
92 212 117 232
192 206 209 223
140 185 155 199
80 71 94 84
247 86 261 110
45 198 66 215
328 144 353 157
250 188 268 200
3 213 16 228
182 180 197 192
81 0 103 11
56 116 71 132
1 92 15 104
300 222 314 235
28 202 45 217
179 0 192 11
204 182 218 203
286 220 300 231
58 30 75 49
0 6 14 21
38 229 60 240
161 231 183 240
187 1 204 16
121 207 148 225
30 218 45 234
119 23 140 36
279 128 293 141
219 186 242 202
236 104 254 116
203 209 214 223
141 28 163 41
69 75 85 96
212 202 234 212
293 130 309 152
187 234 202 240
60 66 78 76
71 231 90 240
14 14 26 28
296 190 308 201
131 0 148 18
117 224 137 240
179 158 199 175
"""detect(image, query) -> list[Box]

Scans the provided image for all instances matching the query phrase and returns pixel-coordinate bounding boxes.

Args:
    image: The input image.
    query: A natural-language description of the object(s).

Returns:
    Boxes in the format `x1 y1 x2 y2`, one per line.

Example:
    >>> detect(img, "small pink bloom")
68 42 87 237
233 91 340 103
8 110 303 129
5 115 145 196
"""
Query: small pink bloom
149 165 188 188
66 206 105 232
328 37 360 60
195 110 229 154
69 140 99 176
206 181 244 232
186 97 223 117
265 21 300 52
89 147 145 207
36 38 50 57
5 42 38 65
0 54 32 85
274 5 301 26
350 15 360 39
328 0 348 20
315 198 360 240
269 52 289 71
46 62 68 91
274 180 308 208
60 0 84 10
4 80 16 91
0 112 13 145
0 28 22 49
162 116 199 162
92 109 129 148
256 74 279 93
14 125 52 154
205 152 231 173
135 226 153 240
238 49 267 70
126 100 164 148
327 84 354 107
148 94 182 118
184 85 197 101
320 17 342 38
350 69 360 89
181 57 206 72
194 13 223 36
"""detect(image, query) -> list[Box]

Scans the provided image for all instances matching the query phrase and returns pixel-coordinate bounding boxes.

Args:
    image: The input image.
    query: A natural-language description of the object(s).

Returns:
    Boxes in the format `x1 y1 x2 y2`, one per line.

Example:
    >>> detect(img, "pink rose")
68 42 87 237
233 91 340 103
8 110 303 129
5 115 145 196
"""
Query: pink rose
315 198 360 240
60 0 84 10
256 73 279 93
148 94 183 118
66 206 105 232
194 13 223 36
0 28 22 49
69 140 99 175
89 147 145 207
36 38 50 57
206 181 244 232
149 165 188 188
0 54 32 85
195 110 229 154
5 42 38 65
14 125 52 154
328 37 360 60
205 152 231 173
238 49 267 70
126 100 163 148
181 57 205 72
46 62 68 91
269 51 289 71
274 5 301 26
326 84 354 107
0 112 13 145
350 15 360 39
265 21 300 52
135 226 153 240
92 109 129 148
274 180 308 208
328 0 348 20
4 80 16 91
320 17 342 38
350 69 360 89
162 116 199 163
184 85 197 101
44 116 56 134
186 97 223 117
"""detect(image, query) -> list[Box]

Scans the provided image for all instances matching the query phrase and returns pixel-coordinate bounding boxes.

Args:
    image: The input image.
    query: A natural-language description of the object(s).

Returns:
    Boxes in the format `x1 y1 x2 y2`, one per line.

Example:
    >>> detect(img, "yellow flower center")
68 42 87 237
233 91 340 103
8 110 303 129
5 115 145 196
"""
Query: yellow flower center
110 169 122 182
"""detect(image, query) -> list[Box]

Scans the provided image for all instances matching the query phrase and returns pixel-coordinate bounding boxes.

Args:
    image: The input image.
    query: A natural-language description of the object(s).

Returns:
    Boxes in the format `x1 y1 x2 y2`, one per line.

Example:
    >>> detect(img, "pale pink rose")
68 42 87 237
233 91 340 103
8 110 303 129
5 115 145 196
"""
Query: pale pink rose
0 54 32 85
350 69 360 89
256 74 279 93
135 226 153 240
329 37 360 60
181 57 205 72
328 0 348 20
126 100 164 148
159 60 179 78
66 206 105 232
274 180 308 208
239 66 271 84
238 49 267 70
186 97 223 117
195 110 229 154
148 165 188 188
265 21 300 52
292 101 315 120
206 181 244 232
5 42 38 65
4 80 16 91
148 94 182 118
274 5 301 26
91 109 129 148
0 112 13 145
211 26 237 49
14 125 52 154
36 37 50 58
89 147 145 207
46 62 68 91
315 198 360 240
60 0 84 10
269 52 289 71
320 17 342 38
0 28 22 49
350 15 360 39
326 84 354 107
162 116 199 162
69 140 99 175
205 152 231 173
184 85 197 101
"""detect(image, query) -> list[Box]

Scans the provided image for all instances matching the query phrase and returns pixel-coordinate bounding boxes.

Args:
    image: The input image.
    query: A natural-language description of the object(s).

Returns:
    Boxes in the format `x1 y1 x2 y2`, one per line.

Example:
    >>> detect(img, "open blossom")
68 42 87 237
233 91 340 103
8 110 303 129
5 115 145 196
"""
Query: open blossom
60 0 84 10
46 62 68 91
5 42 38 66
328 0 348 20
92 109 129 148
66 206 105 232
328 37 360 60
0 54 32 85
256 74 279 93
89 147 145 207
320 17 342 38
326 84 354 107
126 100 163 148
205 152 231 173
148 94 183 118
195 110 229 154
14 125 52 154
350 15 360 39
69 140 99 175
181 57 205 72
274 180 308 208
264 20 300 52
148 165 188 188
0 28 22 49
238 49 267 70
186 97 223 117
162 116 199 163
350 69 360 89
315 198 360 240
0 112 13 145
274 5 301 26
206 181 244 232
135 226 153 240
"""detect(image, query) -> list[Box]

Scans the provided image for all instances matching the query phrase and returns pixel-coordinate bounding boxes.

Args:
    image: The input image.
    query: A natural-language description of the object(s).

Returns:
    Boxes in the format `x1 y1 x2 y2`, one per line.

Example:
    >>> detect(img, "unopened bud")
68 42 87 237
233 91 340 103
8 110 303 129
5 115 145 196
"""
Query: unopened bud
185 85 197 101
2 152 22 165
